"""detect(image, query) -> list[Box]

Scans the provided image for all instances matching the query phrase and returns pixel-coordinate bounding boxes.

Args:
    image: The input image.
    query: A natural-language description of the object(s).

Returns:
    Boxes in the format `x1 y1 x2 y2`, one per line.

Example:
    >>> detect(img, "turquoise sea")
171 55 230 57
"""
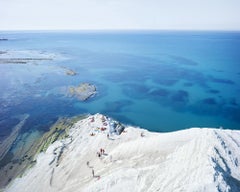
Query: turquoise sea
0 30 240 137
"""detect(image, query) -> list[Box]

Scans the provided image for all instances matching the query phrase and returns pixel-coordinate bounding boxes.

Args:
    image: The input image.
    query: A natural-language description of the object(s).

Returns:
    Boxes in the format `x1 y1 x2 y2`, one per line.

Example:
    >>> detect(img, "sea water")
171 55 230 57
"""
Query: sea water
0 30 240 135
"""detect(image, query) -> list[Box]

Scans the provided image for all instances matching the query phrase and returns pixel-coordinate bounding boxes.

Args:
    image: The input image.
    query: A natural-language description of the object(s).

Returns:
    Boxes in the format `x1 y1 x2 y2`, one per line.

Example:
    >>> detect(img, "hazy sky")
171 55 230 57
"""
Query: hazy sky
1 0 240 30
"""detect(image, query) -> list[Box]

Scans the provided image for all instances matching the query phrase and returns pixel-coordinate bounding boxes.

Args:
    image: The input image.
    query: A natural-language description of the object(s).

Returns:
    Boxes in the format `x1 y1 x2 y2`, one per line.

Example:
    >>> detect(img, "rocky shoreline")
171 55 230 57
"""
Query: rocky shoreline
0 114 87 189
0 58 53 64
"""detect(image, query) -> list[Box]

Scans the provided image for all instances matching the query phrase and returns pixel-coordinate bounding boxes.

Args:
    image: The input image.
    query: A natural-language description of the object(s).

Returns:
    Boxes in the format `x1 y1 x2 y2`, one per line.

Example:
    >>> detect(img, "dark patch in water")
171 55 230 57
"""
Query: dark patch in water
171 90 189 103
222 106 240 122
148 88 171 107
208 89 220 94
187 97 239 119
103 100 133 113
148 88 190 112
146 88 240 123
151 65 181 86
11 96 87 133
152 66 208 88
189 101 220 116
149 88 170 97
214 69 224 73
21 115 58 133
170 90 189 112
179 69 208 88
154 78 178 86
123 83 149 99
152 65 178 79
209 76 235 85
170 55 198 66
229 98 238 106
202 98 217 105
0 118 20 140
183 82 193 87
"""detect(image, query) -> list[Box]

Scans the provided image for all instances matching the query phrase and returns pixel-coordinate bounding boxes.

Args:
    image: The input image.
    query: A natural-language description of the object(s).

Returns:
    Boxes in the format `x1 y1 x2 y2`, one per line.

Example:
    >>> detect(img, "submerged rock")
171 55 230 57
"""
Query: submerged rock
0 114 87 189
0 50 62 65
60 66 77 76
68 83 97 101
0 114 29 163
0 114 29 188
65 69 77 76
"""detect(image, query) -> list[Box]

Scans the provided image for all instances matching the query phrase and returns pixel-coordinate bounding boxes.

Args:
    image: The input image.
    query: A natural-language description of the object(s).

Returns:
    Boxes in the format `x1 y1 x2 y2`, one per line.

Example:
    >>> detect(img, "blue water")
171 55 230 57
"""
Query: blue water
0 30 240 135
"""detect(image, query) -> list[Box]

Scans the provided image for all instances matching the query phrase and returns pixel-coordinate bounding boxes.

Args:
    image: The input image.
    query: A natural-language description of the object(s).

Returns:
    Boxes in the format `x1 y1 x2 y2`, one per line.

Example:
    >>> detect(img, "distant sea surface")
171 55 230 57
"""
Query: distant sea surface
0 31 240 135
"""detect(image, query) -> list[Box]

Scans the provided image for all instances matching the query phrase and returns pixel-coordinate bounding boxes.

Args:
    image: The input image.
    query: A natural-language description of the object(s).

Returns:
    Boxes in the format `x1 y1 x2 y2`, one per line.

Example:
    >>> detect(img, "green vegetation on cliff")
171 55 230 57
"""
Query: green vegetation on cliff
36 115 88 154
0 114 88 189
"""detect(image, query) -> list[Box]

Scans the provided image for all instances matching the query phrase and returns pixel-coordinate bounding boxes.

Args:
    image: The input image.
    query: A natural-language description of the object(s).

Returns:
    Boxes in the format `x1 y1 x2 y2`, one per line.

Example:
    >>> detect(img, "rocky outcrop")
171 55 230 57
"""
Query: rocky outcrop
65 69 77 76
0 114 87 189
68 83 97 101
0 114 29 163
4 114 240 192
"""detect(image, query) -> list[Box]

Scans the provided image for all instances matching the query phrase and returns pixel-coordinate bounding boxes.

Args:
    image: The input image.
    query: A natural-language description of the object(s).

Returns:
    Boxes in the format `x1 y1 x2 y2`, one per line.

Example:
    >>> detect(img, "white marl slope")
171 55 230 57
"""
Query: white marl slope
5 114 240 192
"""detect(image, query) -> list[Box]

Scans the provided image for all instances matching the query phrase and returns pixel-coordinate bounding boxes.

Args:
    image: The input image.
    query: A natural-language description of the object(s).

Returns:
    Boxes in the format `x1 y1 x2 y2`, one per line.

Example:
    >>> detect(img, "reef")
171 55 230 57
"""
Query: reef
0 114 87 189
68 83 97 101
65 69 77 76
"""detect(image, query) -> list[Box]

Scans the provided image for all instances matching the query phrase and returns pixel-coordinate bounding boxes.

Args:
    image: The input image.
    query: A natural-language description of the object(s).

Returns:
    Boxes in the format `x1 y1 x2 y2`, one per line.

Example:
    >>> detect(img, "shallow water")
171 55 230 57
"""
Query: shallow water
0 31 240 134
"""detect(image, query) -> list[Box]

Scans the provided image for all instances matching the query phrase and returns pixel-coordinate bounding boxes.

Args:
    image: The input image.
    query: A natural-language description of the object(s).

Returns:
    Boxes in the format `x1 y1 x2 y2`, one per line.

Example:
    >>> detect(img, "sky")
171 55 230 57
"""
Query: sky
0 0 240 30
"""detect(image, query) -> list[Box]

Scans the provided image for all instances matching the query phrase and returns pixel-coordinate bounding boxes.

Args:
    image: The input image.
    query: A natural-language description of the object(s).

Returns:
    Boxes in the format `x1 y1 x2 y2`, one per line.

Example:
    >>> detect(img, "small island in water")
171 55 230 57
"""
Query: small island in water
68 83 97 101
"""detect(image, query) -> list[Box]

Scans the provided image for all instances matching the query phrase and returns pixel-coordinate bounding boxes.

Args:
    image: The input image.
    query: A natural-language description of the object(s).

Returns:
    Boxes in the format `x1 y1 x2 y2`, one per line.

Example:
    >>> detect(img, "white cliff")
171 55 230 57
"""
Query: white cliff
5 114 240 192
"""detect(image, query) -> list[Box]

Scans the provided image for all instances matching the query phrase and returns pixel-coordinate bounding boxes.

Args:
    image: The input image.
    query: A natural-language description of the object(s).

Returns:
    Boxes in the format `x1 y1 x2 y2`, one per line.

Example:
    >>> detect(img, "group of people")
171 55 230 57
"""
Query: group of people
86 147 107 180
97 148 105 158
86 115 112 180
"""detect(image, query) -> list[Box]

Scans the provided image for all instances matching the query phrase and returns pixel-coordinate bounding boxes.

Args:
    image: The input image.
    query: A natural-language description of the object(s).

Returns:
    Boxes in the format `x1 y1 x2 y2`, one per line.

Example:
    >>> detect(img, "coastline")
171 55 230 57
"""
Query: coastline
0 114 87 189
3 114 240 192
0 31 240 191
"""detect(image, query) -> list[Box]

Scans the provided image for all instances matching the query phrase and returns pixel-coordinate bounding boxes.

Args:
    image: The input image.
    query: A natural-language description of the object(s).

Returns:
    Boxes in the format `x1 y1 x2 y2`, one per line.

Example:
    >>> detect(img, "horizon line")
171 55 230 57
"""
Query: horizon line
1 29 240 33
